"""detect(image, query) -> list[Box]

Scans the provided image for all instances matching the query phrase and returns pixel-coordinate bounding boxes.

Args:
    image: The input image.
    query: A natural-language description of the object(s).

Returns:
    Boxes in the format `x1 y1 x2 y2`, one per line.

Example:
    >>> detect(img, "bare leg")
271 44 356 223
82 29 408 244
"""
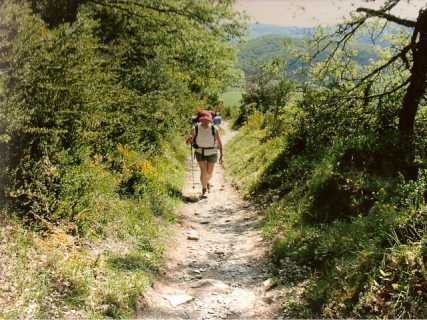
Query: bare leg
197 160 208 191
206 162 215 190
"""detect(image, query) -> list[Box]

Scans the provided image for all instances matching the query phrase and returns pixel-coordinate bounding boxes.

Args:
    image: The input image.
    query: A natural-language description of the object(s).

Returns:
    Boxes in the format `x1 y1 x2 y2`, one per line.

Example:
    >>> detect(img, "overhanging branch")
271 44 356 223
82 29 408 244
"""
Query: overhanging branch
349 43 413 92
356 8 416 28
88 0 218 28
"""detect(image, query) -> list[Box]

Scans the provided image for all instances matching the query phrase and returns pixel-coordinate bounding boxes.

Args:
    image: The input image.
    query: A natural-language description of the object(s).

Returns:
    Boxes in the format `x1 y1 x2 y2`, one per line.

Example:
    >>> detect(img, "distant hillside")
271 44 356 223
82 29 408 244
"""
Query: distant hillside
237 35 305 78
238 34 379 79
247 23 409 46
248 24 315 39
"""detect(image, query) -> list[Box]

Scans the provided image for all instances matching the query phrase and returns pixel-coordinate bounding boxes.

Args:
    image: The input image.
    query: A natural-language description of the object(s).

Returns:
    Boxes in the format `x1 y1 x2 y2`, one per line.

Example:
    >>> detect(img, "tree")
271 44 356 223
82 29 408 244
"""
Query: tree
313 0 427 177
0 0 243 217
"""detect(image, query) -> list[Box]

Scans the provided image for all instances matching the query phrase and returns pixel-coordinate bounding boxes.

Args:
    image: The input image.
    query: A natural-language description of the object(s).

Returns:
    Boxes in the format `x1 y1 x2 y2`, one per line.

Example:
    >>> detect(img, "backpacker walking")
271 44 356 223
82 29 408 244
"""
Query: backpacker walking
186 110 223 198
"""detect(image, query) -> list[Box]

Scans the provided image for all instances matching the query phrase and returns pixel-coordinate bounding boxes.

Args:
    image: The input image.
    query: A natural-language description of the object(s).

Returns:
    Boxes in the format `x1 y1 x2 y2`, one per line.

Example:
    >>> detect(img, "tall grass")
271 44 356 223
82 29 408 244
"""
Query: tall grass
0 138 187 318
225 112 427 318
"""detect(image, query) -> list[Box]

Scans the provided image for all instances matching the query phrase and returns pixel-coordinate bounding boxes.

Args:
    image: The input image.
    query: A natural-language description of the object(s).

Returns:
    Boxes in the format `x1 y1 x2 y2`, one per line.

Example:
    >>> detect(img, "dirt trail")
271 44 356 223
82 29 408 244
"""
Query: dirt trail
140 124 282 320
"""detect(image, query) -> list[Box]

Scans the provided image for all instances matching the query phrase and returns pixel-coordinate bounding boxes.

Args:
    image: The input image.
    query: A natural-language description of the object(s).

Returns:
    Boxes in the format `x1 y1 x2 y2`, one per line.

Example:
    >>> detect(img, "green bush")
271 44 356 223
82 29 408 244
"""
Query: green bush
0 0 240 222
226 99 427 318
0 1 241 316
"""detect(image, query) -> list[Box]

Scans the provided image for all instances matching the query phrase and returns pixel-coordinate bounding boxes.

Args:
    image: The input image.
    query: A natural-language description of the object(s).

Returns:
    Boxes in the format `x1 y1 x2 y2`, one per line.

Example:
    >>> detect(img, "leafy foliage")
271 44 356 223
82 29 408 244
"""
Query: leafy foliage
0 0 242 221
226 14 427 317
0 0 242 317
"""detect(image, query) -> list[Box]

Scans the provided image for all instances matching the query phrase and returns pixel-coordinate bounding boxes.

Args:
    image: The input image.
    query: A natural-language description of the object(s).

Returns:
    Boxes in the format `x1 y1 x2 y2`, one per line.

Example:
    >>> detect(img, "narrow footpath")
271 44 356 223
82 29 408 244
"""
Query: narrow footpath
140 124 282 320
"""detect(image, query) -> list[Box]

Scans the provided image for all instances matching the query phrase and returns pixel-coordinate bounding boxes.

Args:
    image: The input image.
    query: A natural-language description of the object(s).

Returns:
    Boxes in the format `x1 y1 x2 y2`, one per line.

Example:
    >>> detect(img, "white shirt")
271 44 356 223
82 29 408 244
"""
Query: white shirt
195 124 217 155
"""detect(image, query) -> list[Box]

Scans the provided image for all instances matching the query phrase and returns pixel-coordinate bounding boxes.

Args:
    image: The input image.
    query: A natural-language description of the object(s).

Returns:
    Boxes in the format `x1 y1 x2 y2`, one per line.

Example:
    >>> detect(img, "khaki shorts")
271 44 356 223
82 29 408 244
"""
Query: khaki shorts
195 151 218 163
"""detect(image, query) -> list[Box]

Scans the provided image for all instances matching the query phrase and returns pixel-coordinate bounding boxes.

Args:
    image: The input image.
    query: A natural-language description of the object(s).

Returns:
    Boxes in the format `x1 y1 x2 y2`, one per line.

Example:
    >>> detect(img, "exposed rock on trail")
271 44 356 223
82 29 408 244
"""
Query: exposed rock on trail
140 125 282 319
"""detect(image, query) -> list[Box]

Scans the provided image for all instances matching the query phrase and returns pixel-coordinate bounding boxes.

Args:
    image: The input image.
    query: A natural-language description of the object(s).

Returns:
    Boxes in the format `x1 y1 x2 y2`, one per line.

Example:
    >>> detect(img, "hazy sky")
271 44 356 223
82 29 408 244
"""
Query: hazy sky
234 0 425 27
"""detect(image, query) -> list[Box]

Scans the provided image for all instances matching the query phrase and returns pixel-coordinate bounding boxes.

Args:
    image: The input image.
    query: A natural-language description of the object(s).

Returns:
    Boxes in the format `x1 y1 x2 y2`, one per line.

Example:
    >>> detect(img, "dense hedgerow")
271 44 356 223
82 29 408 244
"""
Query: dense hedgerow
0 0 241 224
0 0 242 317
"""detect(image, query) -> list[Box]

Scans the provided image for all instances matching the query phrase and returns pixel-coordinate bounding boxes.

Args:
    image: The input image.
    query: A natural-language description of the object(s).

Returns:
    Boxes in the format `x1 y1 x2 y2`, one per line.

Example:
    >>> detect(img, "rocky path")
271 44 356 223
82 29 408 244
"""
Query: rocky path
140 125 282 319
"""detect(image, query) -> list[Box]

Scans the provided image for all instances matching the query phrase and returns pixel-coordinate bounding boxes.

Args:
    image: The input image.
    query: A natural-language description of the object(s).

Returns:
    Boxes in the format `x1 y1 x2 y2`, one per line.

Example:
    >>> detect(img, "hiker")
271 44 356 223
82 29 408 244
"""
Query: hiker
187 110 223 197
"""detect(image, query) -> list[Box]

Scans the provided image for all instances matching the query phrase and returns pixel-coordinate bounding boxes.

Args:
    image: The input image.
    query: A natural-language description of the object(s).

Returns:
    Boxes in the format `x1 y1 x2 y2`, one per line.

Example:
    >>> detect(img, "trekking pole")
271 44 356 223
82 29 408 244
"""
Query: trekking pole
191 145 195 189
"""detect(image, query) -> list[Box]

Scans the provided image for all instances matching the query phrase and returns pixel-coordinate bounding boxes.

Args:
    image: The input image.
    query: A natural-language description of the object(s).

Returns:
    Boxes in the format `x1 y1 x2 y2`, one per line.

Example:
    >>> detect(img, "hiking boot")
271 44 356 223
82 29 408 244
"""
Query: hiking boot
201 187 207 198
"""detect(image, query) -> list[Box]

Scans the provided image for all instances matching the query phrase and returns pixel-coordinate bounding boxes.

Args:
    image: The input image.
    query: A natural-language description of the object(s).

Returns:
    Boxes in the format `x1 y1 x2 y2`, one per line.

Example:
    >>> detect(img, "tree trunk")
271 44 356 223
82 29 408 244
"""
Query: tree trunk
398 9 427 178
30 0 85 27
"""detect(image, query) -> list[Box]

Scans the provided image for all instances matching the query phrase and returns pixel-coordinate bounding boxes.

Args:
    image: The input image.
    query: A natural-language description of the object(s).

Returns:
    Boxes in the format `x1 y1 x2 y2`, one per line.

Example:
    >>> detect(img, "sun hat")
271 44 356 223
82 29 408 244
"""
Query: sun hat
198 110 213 122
